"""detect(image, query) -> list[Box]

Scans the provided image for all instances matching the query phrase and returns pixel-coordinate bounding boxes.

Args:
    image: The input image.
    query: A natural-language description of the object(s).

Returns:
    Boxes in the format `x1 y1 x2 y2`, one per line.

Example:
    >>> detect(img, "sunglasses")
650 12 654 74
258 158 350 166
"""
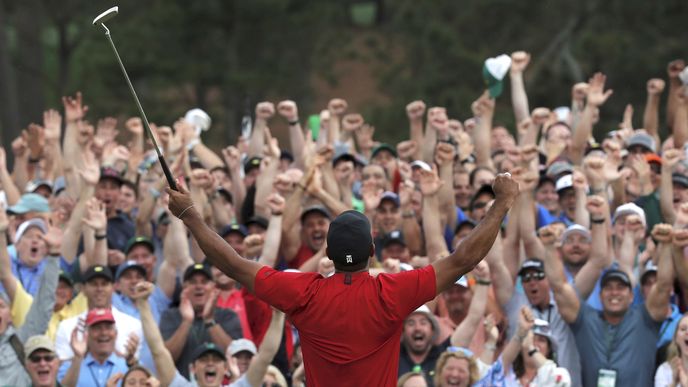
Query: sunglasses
521 272 545 283
29 354 56 363
447 346 474 358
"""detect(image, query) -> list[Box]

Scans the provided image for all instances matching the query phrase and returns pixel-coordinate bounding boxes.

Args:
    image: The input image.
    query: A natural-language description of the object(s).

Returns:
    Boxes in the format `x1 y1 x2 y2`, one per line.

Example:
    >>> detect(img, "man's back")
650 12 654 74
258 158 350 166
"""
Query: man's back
254 265 436 386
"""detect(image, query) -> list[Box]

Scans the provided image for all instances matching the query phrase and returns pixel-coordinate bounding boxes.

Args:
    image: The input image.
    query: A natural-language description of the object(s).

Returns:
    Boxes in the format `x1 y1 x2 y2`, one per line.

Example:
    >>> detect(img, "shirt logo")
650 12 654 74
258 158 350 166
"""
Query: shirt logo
346 254 353 264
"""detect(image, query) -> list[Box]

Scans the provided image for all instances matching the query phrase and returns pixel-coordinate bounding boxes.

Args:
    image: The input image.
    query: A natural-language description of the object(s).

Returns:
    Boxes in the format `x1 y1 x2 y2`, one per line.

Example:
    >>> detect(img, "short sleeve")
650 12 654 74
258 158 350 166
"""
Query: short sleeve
376 265 436 319
253 266 320 314
569 297 590 333
160 309 182 340
216 309 244 339
151 285 172 319
10 282 32 328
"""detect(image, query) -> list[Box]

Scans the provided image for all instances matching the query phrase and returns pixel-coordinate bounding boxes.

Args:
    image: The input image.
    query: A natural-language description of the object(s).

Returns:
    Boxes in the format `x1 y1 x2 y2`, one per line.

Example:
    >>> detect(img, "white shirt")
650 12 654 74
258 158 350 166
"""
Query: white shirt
54 306 143 360
655 361 679 387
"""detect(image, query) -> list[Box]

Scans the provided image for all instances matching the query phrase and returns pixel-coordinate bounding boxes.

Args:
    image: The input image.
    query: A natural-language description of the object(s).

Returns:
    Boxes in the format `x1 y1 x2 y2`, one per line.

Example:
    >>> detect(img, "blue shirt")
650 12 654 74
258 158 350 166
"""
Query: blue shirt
58 352 128 387
1 245 73 296
536 204 558 228
111 285 171 323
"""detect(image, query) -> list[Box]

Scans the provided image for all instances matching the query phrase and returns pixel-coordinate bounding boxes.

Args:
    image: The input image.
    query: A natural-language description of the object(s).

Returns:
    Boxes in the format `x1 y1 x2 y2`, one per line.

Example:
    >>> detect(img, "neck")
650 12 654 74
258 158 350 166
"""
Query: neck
603 310 625 325
405 344 431 364
449 310 468 325
91 351 111 364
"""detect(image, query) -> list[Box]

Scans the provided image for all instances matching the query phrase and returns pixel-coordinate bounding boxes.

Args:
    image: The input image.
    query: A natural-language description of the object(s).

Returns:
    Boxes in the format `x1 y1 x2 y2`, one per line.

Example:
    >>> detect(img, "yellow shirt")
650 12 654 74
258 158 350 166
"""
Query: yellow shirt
11 282 88 341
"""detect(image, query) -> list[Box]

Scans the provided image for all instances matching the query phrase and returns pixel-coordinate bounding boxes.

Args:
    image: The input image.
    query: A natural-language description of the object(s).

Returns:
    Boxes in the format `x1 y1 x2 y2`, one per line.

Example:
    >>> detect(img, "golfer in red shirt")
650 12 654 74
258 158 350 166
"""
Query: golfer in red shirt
167 173 518 386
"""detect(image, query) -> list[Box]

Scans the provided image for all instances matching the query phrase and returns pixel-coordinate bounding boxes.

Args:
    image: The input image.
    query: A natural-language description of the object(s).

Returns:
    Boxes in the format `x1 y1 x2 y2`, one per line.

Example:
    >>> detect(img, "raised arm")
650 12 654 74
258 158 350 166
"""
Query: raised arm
249 102 274 158
509 51 531 124
422 107 442 163
244 309 286 387
80 198 108 270
450 261 490 347
660 149 682 224
538 225 580 323
222 145 247 217
484 230 513 307
666 60 685 135
643 79 665 147
672 225 688 298
435 142 458 230
646 224 675 322
420 167 450 261
168 181 263 292
406 101 426 161
573 196 611 299
62 160 99 266
570 73 613 165
277 100 306 170
17 247 59 342
160 214 193 299
432 173 518 294
501 306 534 371
0 148 20 206
674 87 688 149
0 207 17 301
472 93 495 169
258 194 285 268
132 282 177 386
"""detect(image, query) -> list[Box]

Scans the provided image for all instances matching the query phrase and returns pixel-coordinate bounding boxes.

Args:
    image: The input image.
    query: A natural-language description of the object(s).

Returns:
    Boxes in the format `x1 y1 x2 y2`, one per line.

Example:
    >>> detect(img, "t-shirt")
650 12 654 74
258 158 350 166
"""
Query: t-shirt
254 265 437 387
570 302 661 387
289 243 316 269
398 340 449 387
159 308 244 378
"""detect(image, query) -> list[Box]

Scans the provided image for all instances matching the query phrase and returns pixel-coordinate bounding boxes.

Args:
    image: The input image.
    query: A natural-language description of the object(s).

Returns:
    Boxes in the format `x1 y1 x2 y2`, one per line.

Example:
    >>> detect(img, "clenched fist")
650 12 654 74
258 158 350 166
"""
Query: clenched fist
492 172 519 205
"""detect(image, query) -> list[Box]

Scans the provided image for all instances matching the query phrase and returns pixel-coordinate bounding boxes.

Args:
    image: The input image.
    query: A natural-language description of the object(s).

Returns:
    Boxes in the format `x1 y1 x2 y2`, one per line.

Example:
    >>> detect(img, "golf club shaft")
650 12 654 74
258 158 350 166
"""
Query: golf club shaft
103 29 178 191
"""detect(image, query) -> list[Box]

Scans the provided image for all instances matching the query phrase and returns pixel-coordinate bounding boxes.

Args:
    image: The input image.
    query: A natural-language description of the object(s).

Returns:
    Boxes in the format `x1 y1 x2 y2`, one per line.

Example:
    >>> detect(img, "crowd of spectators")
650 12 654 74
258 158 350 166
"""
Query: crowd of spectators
1 51 688 387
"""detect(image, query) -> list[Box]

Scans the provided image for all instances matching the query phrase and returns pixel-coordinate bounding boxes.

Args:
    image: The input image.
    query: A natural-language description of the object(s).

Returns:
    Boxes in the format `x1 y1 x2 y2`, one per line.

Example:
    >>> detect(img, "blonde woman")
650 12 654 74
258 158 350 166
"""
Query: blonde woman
433 347 480 387
655 314 688 387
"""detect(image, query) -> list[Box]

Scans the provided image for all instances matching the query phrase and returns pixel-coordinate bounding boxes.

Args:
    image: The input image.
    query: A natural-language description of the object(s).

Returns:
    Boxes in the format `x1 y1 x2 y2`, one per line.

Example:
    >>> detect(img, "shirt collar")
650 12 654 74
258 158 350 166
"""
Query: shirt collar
85 352 117 366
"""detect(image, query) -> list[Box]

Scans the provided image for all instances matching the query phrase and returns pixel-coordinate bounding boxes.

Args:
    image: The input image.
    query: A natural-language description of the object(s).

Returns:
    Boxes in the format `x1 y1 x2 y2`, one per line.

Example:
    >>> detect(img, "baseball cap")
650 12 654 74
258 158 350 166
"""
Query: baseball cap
454 276 469 288
627 132 656 153
228 339 257 356
280 149 294 163
673 173 688 188
555 174 573 193
244 156 262 174
645 153 662 165
85 308 115 327
408 305 439 334
326 210 372 267
300 205 332 223
83 265 114 283
546 161 574 179
533 319 557 351
183 263 212 282
14 218 47 241
185 108 211 135
613 202 646 226
560 224 591 243
53 176 67 196
99 167 124 185
115 260 147 281
24 335 56 359
640 260 658 284
332 151 357 167
25 180 53 195
382 230 406 248
220 224 248 238
125 236 155 255
410 160 432 171
58 270 74 287
6 193 50 214
379 191 400 208
483 54 511 98
192 342 226 362
371 143 398 160
518 258 545 276
601 268 632 288
454 219 477 235
245 216 268 230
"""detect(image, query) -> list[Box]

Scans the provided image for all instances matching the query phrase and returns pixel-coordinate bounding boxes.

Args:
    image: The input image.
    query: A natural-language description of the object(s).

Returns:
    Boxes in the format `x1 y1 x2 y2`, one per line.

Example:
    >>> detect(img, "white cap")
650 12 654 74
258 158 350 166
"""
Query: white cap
184 108 211 136
561 224 591 243
410 160 432 172
228 338 257 356
14 218 47 242
555 174 573 192
613 202 646 227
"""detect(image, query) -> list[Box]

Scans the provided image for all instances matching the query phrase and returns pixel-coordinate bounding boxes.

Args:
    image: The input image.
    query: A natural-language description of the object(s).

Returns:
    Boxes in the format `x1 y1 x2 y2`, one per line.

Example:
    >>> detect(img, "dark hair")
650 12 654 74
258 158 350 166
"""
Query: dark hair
123 365 152 382
121 180 138 199
512 337 555 378
469 166 495 187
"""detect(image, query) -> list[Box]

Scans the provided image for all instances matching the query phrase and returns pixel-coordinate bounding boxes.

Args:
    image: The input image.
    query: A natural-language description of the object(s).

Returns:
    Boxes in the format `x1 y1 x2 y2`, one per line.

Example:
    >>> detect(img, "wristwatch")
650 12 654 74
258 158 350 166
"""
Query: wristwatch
204 319 217 329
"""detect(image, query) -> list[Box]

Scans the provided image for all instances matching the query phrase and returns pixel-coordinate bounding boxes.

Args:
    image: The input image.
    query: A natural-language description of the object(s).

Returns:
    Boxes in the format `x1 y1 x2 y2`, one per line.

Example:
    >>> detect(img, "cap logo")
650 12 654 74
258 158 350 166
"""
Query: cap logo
96 309 105 315
194 264 203 269
95 267 103 272
346 254 353 264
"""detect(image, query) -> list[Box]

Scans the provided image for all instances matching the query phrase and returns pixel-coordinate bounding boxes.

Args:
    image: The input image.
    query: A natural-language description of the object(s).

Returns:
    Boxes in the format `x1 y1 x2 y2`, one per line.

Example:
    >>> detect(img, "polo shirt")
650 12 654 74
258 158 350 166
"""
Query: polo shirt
254 264 437 387
106 211 135 253
570 302 661 387
289 243 316 269
398 340 449 387
111 285 170 323
217 289 253 341
57 352 128 387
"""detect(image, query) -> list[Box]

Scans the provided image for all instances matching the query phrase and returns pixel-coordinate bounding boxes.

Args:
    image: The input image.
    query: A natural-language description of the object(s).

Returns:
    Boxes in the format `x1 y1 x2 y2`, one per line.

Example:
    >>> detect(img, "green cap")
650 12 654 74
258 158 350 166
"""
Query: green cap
125 236 155 255
482 54 512 98
371 143 398 160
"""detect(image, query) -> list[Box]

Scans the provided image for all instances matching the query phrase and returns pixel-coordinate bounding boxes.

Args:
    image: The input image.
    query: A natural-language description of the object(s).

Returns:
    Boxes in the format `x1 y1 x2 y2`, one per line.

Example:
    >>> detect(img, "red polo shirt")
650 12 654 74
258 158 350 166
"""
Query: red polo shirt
254 265 436 387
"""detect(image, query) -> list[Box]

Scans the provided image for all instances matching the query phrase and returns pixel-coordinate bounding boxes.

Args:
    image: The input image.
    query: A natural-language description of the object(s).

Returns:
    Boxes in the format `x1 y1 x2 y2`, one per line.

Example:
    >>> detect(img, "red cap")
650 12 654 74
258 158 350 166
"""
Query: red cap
645 153 662 165
85 308 115 327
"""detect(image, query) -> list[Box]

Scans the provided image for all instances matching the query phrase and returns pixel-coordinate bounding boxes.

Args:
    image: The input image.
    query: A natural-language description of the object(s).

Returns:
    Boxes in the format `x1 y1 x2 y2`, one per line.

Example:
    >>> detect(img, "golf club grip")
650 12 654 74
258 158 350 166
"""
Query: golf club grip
159 155 178 191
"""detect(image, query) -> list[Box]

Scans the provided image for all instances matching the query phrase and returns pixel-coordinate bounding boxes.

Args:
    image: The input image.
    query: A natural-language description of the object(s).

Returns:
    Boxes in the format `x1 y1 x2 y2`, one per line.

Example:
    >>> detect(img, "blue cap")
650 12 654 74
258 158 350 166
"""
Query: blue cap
7 193 50 214
379 191 400 208
115 260 146 281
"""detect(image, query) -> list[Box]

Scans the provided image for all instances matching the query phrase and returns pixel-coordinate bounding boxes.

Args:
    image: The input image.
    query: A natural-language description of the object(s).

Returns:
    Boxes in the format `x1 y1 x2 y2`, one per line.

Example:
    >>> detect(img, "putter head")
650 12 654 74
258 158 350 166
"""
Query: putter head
93 6 119 25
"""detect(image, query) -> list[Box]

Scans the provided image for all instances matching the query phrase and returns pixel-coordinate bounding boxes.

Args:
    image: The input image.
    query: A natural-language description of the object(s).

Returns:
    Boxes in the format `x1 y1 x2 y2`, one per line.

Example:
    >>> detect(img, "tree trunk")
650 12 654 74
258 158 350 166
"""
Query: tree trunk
0 3 20 148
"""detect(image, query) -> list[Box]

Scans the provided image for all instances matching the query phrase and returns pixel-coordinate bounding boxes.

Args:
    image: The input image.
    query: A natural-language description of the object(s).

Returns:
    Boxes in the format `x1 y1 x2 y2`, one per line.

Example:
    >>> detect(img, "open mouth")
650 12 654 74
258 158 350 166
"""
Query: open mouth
412 333 426 344
445 379 461 386
37 370 50 378
204 370 217 383
30 247 39 254
312 232 325 243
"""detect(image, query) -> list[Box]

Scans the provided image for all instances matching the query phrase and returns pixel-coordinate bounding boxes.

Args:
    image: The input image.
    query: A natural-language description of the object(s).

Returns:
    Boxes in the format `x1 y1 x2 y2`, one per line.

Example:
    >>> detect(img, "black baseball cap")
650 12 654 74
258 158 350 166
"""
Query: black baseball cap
382 230 406 248
454 219 477 236
99 167 124 186
83 265 114 283
58 270 74 287
183 263 213 282
244 156 262 174
601 269 632 288
300 205 332 223
191 342 226 362
125 236 155 255
673 173 688 188
245 216 268 230
220 224 248 238
518 258 545 276
371 143 398 159
326 210 372 267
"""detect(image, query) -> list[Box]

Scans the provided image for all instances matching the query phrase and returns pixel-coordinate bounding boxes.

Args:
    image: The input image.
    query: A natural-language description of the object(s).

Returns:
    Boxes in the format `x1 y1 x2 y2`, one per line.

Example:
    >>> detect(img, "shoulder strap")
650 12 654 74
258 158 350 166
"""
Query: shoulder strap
9 333 27 368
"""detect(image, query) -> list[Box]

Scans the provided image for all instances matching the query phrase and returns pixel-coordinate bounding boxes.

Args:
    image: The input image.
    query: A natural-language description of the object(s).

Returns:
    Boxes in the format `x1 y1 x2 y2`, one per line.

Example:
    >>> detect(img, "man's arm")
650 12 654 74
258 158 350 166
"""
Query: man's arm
510 51 531 125
646 224 675 322
450 262 490 347
17 254 58 342
406 101 426 161
666 60 685 135
245 309 286 387
62 159 99 266
0 209 17 301
570 73 612 165
167 182 263 292
248 102 274 158
484 231 513 307
472 94 495 169
420 168 449 261
432 173 518 294
132 282 177 386
163 290 195 362
436 142 458 230
573 196 611 299
660 149 682 225
159 215 192 299
643 79 665 148
538 225 580 323
258 194 284 268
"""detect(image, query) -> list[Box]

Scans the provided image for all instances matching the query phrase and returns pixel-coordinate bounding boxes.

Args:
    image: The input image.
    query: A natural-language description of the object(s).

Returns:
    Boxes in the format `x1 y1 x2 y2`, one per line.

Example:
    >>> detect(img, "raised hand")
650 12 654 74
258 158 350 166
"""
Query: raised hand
202 287 220 321
571 83 589 105
619 104 634 130
471 93 495 118
586 72 613 107
382 258 401 274
318 257 334 278
492 172 519 204
244 234 265 258
75 120 95 148
78 153 101 186
662 148 684 170
586 195 607 219
190 169 214 192
264 128 281 158
179 288 195 322
342 113 364 132
624 215 645 241
510 51 531 74
418 166 443 196
361 180 383 210
328 98 348 117
668 60 686 79
62 92 89 123
70 322 88 358
673 228 688 248
454 130 474 161
125 117 144 136
484 314 499 343
266 192 285 215
43 109 63 142
277 100 298 122
406 100 426 121
221 146 242 171
531 107 550 126
116 332 139 365
24 123 46 159
167 179 198 220
255 102 276 121
517 306 535 337
82 198 107 232
651 223 674 243
537 224 560 246
472 260 490 281
647 78 666 95
11 136 28 158
131 282 154 303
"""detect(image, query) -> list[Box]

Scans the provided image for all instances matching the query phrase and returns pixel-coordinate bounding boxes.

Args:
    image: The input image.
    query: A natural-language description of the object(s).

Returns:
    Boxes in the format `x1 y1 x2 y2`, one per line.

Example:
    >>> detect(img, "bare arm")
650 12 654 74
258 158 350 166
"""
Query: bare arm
538 227 580 323
570 73 613 165
450 262 490 347
0 214 17 301
510 51 531 124
432 173 518 294
674 87 688 150
277 100 306 170
281 186 305 262
666 60 685 134
62 168 98 265
573 196 611 299
485 233 513 307
191 142 224 169
672 228 688 293
643 79 665 147
660 149 681 225
406 101 426 161
160 215 192 299
168 183 263 292
245 309 286 387
436 143 458 231
0 148 20 205
249 102 274 158
646 225 675 322
472 94 495 169
258 195 284 268
420 172 449 262
502 306 534 371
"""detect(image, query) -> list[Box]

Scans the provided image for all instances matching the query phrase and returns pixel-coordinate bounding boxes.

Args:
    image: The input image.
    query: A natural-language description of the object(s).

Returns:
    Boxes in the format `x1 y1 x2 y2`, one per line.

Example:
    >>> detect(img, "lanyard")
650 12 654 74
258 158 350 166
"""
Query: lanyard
87 361 114 387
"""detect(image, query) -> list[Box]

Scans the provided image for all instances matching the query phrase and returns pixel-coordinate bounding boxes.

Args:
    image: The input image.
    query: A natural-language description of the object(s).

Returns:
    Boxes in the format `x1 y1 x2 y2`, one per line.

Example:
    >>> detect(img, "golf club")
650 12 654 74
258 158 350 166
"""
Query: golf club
93 6 178 190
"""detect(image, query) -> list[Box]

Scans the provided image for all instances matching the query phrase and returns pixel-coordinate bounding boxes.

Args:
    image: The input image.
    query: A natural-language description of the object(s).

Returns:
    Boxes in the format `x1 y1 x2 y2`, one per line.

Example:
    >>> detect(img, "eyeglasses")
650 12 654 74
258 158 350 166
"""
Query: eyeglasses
521 272 545 283
447 346 474 358
28 354 56 363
